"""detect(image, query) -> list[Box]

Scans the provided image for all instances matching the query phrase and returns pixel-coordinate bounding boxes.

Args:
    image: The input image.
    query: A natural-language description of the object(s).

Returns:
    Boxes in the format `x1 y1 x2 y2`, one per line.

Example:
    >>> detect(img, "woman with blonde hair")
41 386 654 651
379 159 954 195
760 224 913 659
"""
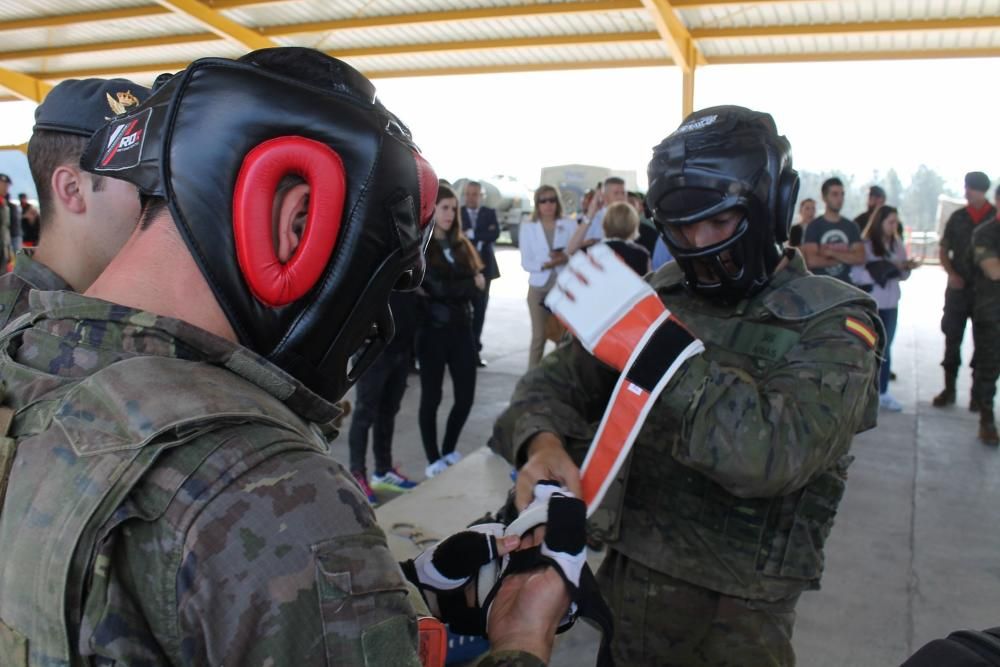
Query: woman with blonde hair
519 185 576 368
417 185 486 477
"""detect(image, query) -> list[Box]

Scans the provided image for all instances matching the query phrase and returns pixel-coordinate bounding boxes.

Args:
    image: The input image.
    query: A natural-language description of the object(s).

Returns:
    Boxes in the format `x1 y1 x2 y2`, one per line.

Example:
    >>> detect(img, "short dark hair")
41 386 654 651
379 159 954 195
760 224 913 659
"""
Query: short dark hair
799 197 815 209
27 129 106 237
821 177 843 196
465 180 482 191
604 176 625 188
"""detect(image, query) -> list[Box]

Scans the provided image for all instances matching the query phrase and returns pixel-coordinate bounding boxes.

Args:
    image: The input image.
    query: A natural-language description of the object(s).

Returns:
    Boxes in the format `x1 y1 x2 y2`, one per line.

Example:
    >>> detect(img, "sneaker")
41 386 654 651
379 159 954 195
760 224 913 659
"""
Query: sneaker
443 451 463 466
372 468 419 493
351 469 377 504
425 458 450 478
880 393 903 412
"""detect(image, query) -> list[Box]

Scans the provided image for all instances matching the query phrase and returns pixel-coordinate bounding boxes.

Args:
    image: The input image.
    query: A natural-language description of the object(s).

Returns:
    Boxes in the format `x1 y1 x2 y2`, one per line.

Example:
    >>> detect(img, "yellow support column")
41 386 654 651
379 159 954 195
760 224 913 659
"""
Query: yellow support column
682 67 695 118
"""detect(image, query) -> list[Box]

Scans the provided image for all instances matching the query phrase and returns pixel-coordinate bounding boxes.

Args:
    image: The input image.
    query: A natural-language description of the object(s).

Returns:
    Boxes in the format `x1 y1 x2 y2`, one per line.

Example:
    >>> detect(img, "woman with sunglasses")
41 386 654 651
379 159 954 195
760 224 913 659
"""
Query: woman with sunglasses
519 185 576 369
417 184 486 478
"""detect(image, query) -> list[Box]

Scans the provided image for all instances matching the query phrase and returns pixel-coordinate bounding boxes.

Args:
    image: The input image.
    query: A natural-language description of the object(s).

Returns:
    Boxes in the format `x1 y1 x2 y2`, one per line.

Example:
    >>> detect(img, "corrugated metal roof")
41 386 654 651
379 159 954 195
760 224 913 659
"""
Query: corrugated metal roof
0 0 997 102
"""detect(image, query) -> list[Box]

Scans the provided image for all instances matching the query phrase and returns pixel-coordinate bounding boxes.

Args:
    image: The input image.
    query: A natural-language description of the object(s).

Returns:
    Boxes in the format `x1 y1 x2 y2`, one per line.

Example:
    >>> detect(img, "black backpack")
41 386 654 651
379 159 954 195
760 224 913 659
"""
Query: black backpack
902 628 1000 666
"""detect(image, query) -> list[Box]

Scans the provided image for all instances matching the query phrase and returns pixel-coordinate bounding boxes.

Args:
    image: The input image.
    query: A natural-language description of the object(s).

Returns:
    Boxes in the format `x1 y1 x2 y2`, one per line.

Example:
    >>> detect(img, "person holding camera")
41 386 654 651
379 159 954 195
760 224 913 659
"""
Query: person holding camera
519 185 576 369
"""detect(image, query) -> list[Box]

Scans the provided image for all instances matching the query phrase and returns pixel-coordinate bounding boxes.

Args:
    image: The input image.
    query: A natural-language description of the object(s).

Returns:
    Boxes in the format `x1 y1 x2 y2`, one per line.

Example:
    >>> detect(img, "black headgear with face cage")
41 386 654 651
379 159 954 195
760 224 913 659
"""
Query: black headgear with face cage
646 106 799 302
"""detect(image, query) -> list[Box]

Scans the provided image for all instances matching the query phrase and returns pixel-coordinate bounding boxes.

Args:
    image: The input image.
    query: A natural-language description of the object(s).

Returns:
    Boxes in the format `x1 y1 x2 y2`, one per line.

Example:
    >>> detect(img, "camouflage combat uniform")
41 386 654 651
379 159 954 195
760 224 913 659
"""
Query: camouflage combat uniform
0 251 71 328
492 252 882 666
0 290 540 667
971 217 1000 442
939 205 997 385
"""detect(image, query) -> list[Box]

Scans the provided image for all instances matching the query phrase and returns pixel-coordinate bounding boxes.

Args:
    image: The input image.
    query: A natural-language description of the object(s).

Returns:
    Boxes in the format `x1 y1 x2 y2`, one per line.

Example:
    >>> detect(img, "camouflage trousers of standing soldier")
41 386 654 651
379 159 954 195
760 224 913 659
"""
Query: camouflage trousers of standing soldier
941 287 975 375
971 319 1000 410
596 549 799 667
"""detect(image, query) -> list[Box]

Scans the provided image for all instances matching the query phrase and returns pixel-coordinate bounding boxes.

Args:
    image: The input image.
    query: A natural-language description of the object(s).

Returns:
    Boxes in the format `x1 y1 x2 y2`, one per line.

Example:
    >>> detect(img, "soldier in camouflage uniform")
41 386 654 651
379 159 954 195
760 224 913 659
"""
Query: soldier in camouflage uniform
0 49 568 667
0 78 150 328
492 107 883 666
934 171 996 409
970 185 1000 446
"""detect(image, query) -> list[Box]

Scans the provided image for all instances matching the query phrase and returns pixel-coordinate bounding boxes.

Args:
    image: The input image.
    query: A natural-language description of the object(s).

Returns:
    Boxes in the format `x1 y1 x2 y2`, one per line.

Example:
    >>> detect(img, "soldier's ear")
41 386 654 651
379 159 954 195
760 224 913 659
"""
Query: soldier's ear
51 165 86 215
275 183 310 263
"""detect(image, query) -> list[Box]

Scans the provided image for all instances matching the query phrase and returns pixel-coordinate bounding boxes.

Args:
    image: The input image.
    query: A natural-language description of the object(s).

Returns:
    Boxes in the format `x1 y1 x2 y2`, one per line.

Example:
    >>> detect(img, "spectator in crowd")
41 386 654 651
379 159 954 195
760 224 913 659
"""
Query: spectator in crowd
934 171 996 408
0 174 18 271
629 190 672 269
419 185 486 478
602 200 651 275
802 177 864 284
567 175 626 253
854 185 887 232
970 184 1000 445
348 289 422 503
577 188 596 226
0 78 149 326
861 206 918 412
1 174 21 255
17 193 40 246
520 184 575 369
788 197 816 247
460 180 500 367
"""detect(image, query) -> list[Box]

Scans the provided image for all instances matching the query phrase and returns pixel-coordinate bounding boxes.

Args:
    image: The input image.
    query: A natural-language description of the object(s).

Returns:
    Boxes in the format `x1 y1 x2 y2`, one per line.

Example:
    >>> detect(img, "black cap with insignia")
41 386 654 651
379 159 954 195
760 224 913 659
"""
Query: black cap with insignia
33 78 151 137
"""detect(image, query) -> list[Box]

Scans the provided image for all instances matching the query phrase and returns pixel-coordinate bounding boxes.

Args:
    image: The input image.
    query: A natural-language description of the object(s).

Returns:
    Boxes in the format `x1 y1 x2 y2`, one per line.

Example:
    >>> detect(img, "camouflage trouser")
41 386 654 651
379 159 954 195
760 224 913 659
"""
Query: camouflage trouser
971 319 1000 411
941 287 975 375
596 549 799 667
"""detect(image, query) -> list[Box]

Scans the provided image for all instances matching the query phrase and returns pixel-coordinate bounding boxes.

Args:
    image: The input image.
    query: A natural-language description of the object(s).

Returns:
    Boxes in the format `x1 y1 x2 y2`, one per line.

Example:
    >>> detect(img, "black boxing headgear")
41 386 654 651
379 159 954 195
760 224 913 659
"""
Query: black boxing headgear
646 105 799 302
81 48 437 403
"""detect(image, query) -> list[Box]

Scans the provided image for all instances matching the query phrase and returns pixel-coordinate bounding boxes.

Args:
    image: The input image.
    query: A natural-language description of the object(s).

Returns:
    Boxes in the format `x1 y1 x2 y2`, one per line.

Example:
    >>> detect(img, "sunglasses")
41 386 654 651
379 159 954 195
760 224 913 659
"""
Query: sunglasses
537 197 558 204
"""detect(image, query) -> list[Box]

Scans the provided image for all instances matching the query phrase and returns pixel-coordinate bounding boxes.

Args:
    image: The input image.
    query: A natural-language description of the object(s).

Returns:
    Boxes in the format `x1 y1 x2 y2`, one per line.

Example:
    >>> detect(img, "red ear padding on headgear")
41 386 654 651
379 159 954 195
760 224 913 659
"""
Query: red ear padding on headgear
412 151 438 228
233 136 346 307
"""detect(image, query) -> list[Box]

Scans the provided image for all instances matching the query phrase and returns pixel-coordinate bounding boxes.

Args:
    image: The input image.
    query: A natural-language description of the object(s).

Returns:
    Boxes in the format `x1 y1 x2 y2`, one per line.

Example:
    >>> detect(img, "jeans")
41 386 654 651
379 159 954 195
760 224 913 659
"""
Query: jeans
417 323 477 463
879 308 898 394
347 349 411 475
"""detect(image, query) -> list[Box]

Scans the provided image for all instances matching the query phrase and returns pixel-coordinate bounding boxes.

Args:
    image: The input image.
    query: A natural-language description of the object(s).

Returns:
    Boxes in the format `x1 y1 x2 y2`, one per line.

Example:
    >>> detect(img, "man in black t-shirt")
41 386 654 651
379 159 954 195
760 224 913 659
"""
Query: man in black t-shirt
802 177 864 284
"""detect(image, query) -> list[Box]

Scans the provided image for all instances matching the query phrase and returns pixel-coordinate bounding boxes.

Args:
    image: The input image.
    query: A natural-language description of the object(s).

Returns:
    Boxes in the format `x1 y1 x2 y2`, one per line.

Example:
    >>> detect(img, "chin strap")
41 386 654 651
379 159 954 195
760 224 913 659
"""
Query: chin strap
544 243 705 514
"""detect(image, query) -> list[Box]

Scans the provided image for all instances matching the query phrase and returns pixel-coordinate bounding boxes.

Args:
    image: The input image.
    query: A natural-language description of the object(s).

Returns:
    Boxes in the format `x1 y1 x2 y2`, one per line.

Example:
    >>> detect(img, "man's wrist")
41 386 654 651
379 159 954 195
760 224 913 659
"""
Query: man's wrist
489 639 550 664
526 432 563 459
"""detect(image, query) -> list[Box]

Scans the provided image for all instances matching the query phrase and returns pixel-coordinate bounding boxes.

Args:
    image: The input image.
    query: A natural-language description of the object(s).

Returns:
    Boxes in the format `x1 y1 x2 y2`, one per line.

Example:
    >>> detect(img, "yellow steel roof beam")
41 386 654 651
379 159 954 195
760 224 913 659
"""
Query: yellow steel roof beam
329 32 660 58
260 1 645 36
0 66 52 102
363 58 672 79
640 0 705 72
693 16 1000 39
671 0 799 6
152 0 275 50
0 34 217 62
0 6 169 32
710 47 1000 64
0 144 28 153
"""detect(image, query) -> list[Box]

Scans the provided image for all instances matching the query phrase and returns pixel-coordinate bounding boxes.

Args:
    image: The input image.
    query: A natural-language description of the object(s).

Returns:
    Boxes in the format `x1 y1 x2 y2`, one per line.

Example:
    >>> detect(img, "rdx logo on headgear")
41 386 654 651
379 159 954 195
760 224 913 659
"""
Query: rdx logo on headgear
98 107 152 171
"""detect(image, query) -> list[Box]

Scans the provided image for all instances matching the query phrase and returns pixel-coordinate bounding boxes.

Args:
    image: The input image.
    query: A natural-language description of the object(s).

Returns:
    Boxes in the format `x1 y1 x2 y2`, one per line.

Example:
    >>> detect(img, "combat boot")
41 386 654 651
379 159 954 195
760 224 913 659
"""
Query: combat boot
978 410 999 446
932 373 957 407
970 396 982 413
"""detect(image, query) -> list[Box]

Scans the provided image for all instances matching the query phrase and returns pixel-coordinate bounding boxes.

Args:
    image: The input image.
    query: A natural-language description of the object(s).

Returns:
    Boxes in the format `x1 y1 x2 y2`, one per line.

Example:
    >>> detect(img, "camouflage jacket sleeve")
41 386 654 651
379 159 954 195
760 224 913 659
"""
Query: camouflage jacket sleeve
476 650 547 666
173 449 422 666
655 305 881 498
491 339 619 466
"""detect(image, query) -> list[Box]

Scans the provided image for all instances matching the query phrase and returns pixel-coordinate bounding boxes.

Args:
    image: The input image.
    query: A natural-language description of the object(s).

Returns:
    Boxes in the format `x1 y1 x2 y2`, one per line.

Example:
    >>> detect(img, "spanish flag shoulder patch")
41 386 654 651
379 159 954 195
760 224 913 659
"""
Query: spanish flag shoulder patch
845 316 877 349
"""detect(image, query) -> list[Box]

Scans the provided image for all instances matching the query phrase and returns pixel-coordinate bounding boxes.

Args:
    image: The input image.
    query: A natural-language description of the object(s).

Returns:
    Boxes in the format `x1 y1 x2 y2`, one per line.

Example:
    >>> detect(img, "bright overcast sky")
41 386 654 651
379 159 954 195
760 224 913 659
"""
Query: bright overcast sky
1 56 997 195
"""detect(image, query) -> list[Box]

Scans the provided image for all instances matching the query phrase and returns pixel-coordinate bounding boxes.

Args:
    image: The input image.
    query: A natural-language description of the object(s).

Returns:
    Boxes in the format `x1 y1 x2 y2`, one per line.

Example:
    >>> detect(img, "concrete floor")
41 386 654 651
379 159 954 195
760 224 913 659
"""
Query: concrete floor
333 248 1000 666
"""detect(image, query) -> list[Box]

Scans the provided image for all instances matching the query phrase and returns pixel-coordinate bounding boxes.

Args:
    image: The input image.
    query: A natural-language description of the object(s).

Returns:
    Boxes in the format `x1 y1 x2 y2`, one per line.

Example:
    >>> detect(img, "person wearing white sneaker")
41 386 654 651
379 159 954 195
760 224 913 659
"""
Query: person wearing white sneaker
860 205 916 412
425 458 450 478
444 451 463 466
880 393 904 412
